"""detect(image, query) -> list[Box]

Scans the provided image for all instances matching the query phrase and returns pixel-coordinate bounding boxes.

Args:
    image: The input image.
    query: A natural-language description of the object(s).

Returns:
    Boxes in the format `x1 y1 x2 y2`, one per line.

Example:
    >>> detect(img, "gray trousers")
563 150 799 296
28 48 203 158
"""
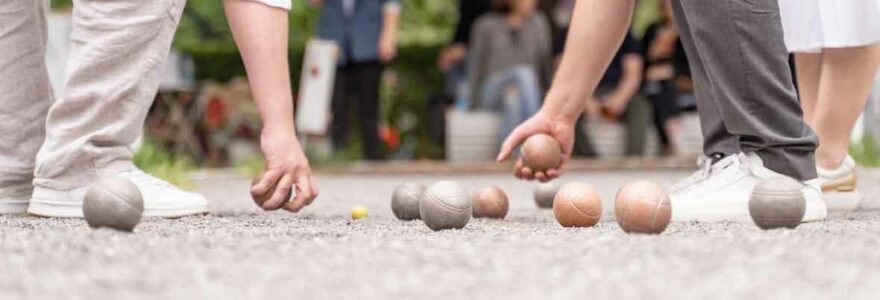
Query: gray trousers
0 0 185 191
672 0 819 180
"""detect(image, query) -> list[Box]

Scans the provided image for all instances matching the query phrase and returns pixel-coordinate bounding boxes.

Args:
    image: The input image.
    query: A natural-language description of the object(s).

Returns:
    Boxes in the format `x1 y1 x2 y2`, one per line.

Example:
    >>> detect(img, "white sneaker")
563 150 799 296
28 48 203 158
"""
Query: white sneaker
817 156 861 211
670 155 713 193
0 182 32 214
28 169 209 218
670 153 827 223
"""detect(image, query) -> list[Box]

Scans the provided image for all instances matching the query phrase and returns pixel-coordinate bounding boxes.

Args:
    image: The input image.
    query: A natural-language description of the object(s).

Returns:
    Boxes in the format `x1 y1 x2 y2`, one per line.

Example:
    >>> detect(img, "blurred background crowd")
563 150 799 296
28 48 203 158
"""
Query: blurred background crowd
45 0 880 178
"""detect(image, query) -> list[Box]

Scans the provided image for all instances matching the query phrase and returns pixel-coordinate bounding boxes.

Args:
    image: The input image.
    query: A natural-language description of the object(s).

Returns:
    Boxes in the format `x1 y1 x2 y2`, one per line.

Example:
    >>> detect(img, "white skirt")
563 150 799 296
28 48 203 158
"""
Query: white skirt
779 0 880 53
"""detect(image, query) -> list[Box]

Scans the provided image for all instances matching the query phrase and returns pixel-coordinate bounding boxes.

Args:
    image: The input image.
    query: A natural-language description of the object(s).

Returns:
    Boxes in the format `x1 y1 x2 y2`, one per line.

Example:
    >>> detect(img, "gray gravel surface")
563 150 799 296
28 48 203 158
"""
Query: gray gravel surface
2 169 879 299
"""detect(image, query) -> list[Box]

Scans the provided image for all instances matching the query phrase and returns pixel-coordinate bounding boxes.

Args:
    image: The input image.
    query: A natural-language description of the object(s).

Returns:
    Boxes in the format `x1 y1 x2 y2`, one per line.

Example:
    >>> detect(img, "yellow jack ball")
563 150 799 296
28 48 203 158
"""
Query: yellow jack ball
351 205 369 220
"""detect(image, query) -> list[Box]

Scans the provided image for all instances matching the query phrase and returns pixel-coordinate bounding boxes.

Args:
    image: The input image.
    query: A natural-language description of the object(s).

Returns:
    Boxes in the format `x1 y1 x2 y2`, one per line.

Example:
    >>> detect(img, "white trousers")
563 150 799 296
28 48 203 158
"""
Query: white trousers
0 0 185 190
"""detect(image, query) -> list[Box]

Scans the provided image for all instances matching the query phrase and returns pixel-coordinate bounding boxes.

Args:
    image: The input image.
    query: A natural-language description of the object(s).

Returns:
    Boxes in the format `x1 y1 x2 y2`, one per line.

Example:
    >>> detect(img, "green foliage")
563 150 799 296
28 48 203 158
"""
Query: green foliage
851 135 880 167
398 0 458 47
50 0 72 10
633 0 662 37
381 44 446 159
235 156 266 178
173 0 320 83
134 139 195 188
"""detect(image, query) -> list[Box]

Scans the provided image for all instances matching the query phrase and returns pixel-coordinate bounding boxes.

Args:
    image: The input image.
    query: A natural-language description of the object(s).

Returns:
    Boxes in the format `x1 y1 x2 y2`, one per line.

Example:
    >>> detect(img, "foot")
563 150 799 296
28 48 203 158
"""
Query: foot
0 181 32 214
670 153 827 223
28 169 209 218
817 155 860 211
817 155 857 192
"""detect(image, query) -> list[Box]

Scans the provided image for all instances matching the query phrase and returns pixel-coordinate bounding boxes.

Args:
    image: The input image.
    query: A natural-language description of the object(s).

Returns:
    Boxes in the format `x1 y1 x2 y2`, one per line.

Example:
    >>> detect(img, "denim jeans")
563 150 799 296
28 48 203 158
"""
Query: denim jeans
477 65 542 145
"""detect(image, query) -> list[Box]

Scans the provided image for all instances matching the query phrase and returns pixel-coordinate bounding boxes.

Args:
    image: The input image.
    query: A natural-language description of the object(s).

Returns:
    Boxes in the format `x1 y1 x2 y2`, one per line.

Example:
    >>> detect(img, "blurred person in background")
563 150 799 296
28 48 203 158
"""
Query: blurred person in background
539 0 574 64
641 0 689 156
428 0 492 145
0 0 318 217
312 0 401 160
436 0 492 75
779 0 880 204
570 30 647 157
468 0 554 144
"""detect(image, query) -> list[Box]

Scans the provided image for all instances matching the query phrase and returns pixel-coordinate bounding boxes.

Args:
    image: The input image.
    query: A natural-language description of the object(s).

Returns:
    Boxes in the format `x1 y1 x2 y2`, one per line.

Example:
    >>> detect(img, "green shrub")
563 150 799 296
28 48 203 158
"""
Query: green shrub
851 135 880 167
134 139 195 188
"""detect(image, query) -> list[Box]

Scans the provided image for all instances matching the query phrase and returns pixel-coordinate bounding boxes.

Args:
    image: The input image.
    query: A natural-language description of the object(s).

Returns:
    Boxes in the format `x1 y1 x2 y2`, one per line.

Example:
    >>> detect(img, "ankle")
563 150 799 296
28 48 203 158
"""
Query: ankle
815 151 846 171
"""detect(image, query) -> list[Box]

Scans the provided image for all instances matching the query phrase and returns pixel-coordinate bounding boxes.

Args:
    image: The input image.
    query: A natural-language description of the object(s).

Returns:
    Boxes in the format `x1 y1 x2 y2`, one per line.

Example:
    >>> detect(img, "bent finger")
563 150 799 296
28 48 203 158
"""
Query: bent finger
262 174 293 210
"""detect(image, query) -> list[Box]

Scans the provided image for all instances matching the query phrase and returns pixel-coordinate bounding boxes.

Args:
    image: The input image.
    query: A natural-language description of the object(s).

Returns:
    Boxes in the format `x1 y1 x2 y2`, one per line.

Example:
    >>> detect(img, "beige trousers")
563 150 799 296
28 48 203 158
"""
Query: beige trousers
0 0 185 190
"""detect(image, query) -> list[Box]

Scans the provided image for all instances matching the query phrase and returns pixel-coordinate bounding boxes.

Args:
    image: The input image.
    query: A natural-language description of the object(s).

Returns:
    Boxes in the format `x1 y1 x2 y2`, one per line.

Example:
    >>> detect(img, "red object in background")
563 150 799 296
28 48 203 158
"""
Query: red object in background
379 124 400 151
205 96 228 129
601 106 619 121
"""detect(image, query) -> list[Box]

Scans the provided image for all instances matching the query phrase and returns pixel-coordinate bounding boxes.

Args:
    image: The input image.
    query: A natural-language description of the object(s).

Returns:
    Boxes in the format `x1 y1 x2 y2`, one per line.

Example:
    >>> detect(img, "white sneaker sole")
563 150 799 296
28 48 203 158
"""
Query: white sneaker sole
823 191 861 212
801 195 827 223
672 201 752 223
27 198 209 218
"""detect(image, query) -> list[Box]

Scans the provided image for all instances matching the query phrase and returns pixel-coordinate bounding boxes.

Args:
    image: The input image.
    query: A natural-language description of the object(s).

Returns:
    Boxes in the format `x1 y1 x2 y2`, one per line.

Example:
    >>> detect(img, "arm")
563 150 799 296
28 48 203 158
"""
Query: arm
603 54 644 117
378 1 401 62
437 43 466 71
438 0 472 71
497 0 636 181
224 0 318 212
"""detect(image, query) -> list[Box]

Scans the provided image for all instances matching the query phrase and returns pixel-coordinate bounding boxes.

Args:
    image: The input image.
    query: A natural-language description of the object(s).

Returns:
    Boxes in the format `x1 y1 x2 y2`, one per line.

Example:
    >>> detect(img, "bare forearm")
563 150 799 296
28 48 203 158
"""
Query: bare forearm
542 0 635 121
381 9 400 43
224 1 295 132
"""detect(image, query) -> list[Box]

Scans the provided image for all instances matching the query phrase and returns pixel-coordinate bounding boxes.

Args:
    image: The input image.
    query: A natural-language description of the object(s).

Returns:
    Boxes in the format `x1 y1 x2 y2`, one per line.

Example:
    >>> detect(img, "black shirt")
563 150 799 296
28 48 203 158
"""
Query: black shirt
599 32 642 86
642 22 690 78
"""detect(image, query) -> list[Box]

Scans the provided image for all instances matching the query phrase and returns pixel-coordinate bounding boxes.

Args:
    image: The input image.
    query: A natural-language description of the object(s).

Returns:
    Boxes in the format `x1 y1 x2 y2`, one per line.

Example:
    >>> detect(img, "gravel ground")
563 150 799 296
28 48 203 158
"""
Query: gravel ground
1 169 879 299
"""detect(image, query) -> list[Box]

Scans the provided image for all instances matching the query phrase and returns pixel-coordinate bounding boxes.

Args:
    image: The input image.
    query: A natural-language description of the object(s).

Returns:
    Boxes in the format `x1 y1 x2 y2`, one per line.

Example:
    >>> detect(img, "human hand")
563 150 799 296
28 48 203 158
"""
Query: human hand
251 127 319 213
378 34 397 63
496 110 575 182
437 44 466 71
602 96 628 120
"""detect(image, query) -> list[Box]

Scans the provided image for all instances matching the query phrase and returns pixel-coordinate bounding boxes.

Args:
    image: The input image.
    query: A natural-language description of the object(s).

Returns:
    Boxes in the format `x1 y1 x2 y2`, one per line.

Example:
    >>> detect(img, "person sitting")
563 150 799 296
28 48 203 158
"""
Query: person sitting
571 30 648 157
427 0 492 145
641 0 690 156
468 0 554 144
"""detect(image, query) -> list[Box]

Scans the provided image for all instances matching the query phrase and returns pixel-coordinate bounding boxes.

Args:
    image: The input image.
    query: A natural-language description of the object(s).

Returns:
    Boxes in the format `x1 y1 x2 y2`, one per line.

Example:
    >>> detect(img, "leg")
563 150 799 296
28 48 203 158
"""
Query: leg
571 115 597 157
331 65 353 151
813 45 880 169
507 66 542 122
479 67 543 146
623 96 650 156
649 80 679 153
675 0 818 180
794 53 822 124
670 0 739 159
355 62 384 160
29 0 207 218
33 0 189 189
0 0 53 210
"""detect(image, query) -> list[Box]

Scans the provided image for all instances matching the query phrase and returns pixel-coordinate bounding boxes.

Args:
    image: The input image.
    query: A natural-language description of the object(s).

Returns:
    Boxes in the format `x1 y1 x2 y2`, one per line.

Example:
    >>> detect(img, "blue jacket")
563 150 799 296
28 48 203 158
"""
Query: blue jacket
317 0 399 65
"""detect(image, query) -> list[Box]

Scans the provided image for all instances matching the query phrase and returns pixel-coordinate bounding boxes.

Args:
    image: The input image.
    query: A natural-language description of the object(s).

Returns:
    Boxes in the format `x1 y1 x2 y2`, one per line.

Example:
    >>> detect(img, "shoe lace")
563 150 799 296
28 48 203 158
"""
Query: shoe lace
672 155 713 192
712 153 749 173
126 169 175 188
